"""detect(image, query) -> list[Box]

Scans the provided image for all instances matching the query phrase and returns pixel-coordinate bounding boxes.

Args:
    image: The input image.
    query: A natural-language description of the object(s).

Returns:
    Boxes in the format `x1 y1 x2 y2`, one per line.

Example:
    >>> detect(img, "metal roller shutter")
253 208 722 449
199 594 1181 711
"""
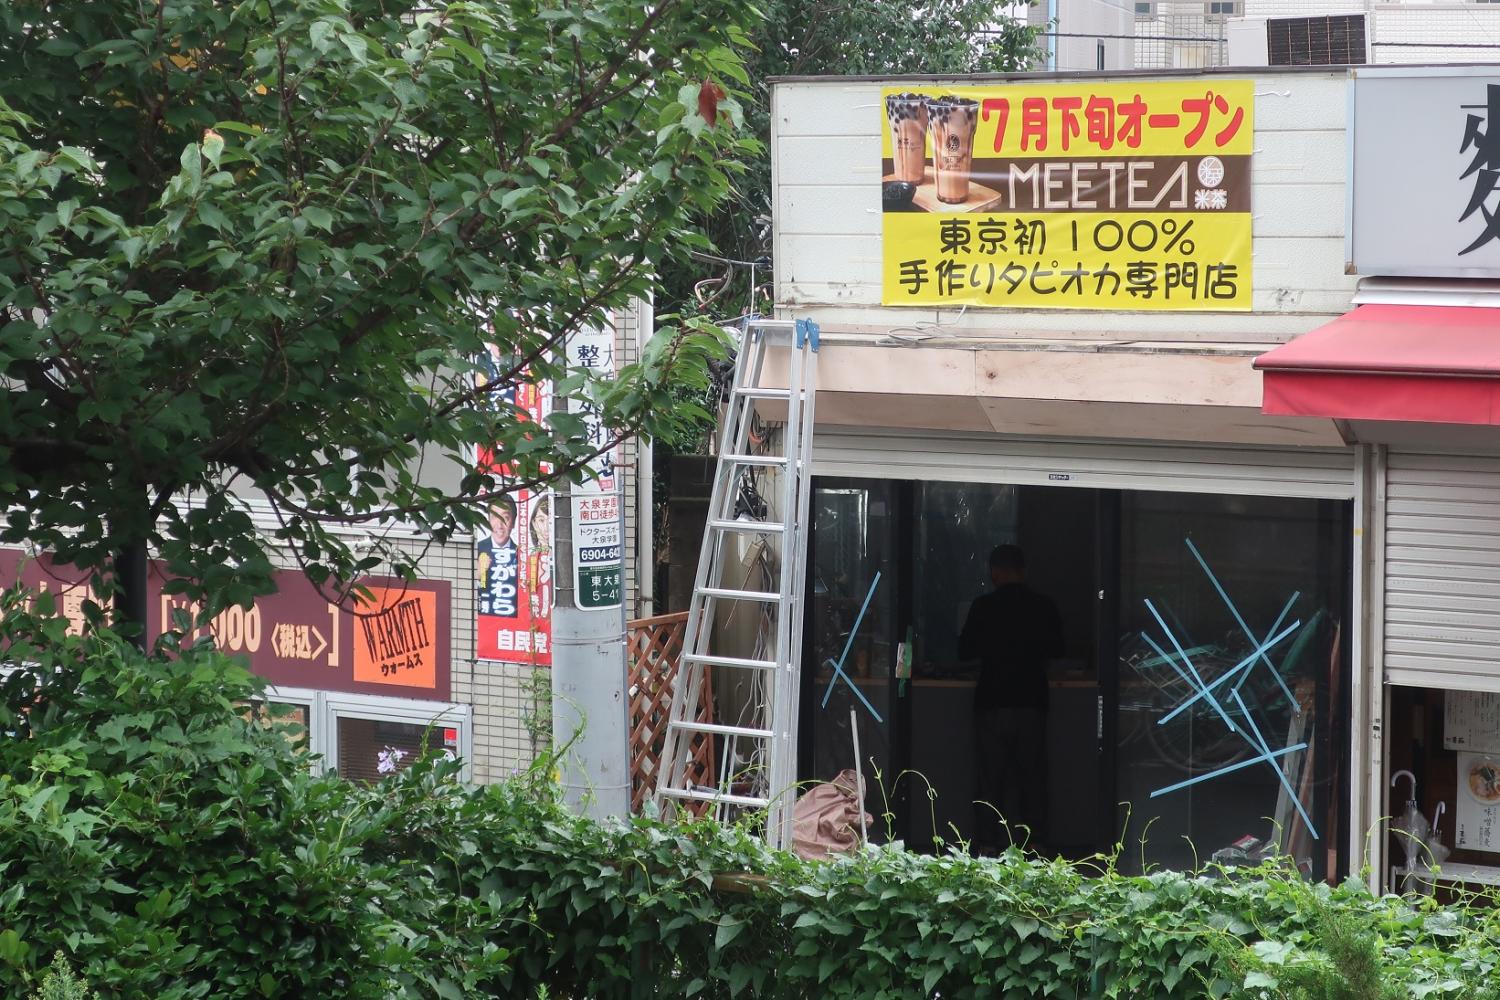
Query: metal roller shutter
1386 452 1500 692
811 428 1357 500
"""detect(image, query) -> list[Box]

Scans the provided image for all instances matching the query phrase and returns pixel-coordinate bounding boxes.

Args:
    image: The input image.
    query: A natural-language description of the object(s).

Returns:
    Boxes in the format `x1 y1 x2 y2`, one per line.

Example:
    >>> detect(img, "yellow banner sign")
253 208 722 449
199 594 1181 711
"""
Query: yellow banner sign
880 80 1254 311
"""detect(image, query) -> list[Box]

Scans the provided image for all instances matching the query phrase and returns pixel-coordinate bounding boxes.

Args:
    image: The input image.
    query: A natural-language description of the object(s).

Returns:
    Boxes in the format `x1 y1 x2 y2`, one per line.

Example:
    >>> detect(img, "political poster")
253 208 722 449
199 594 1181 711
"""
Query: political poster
880 80 1254 311
475 349 554 665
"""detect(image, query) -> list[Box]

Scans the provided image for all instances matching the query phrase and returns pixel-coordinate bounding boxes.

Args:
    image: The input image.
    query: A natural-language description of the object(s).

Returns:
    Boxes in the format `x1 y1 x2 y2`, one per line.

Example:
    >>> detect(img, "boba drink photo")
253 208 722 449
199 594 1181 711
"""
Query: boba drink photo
927 95 980 204
885 92 929 185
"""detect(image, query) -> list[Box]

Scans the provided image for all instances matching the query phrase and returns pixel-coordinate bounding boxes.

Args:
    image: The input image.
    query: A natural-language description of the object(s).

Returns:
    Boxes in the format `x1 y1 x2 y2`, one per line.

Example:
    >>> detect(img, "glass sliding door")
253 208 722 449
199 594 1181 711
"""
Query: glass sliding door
803 479 898 839
906 482 1103 853
907 482 1021 848
1114 491 1351 877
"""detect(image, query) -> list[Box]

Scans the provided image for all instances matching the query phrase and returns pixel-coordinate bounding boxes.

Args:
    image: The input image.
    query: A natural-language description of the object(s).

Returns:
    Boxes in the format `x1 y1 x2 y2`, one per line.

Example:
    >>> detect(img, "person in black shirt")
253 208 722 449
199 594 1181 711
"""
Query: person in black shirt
958 544 1064 854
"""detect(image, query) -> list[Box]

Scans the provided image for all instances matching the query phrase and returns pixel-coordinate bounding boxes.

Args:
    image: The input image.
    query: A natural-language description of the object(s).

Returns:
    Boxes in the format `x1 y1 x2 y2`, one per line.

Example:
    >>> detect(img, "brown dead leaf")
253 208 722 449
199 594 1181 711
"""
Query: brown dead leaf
698 79 726 127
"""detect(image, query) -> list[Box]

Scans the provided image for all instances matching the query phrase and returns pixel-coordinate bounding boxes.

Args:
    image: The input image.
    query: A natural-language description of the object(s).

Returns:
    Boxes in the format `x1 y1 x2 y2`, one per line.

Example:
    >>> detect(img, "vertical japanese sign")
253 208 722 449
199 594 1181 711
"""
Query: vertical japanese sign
1456 752 1500 851
568 325 622 611
475 348 554 665
1350 69 1500 276
880 81 1254 310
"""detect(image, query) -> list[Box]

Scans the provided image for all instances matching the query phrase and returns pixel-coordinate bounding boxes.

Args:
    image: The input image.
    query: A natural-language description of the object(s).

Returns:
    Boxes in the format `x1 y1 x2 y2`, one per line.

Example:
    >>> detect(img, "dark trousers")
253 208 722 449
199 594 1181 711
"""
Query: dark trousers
974 706 1047 852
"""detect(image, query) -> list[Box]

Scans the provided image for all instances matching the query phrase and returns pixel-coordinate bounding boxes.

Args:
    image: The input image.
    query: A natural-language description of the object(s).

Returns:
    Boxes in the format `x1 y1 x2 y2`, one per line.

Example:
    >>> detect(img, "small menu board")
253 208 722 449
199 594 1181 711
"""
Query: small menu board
1456 752 1500 852
1444 691 1500 754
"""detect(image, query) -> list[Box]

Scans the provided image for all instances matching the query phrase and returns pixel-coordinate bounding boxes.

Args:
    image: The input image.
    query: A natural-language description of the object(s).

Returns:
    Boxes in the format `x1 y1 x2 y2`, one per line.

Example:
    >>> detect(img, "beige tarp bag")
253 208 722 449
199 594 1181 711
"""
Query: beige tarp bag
791 769 872 860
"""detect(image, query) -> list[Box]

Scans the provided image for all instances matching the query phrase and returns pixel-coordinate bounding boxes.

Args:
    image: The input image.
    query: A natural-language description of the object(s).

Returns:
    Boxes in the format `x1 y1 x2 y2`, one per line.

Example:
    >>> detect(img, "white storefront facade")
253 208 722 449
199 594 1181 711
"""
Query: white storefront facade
770 64 1500 890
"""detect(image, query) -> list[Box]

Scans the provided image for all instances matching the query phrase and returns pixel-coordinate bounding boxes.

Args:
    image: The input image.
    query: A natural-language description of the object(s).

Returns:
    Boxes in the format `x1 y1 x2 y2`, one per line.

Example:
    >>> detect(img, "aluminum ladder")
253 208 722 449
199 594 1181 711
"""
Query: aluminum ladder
654 317 819 849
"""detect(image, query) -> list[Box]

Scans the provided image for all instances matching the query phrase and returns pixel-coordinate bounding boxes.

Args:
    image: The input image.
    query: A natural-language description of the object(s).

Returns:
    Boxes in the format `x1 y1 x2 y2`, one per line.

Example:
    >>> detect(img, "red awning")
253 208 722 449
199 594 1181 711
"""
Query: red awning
1255 304 1500 425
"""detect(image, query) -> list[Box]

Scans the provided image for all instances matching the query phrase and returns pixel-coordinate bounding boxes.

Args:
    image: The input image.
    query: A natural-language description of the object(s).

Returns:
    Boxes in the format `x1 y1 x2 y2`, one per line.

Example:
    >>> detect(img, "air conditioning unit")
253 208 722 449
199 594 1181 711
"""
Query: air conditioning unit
1265 13 1368 66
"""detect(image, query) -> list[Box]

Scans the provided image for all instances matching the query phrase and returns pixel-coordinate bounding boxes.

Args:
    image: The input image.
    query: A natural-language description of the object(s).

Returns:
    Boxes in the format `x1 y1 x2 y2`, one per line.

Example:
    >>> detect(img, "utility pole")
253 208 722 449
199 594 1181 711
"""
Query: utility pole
551 320 631 819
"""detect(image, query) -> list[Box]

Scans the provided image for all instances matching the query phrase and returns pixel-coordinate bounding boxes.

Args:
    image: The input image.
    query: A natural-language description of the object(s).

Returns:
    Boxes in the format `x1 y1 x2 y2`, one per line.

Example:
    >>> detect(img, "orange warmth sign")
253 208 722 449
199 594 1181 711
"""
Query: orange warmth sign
353 586 439 689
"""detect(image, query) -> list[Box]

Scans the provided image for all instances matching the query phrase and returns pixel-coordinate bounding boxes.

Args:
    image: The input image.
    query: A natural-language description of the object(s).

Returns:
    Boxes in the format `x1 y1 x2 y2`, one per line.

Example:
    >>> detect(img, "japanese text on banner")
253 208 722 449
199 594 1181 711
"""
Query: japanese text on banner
880 80 1253 311
475 349 554 666
568 325 623 612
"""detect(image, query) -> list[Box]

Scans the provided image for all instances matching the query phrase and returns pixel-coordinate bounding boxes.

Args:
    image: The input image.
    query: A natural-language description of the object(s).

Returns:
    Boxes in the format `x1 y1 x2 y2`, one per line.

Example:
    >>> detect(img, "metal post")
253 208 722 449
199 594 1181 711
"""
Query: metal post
551 322 631 820
636 294 655 617
1046 0 1058 71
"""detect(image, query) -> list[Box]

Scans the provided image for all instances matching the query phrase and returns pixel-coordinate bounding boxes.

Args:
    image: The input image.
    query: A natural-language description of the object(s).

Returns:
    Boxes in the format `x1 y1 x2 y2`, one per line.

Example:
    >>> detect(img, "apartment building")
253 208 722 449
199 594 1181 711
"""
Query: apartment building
1023 0 1500 70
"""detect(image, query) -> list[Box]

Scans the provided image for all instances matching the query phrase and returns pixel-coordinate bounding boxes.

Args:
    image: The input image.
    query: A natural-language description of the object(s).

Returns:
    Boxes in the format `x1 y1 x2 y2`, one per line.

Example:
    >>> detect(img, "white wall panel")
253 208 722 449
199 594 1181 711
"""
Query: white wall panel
776 135 882 186
1251 129 1347 185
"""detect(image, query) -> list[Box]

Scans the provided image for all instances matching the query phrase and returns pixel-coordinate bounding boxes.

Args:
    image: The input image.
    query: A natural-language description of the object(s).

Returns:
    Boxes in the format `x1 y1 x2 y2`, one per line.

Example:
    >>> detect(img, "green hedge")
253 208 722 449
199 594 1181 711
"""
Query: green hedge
445 787 1500 999
4 598 1500 998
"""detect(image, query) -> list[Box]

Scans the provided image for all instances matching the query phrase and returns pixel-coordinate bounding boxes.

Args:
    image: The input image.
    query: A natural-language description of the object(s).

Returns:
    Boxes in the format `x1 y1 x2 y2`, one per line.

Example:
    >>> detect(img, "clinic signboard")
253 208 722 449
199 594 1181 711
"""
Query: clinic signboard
1350 67 1500 277
880 80 1254 311
566 324 623 612
0 548 451 700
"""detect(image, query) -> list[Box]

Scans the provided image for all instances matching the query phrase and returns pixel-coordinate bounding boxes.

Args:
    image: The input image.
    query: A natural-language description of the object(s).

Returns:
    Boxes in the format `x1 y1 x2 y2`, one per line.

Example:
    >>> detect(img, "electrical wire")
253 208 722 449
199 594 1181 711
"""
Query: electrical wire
1371 41 1500 49
978 28 1227 43
688 248 769 269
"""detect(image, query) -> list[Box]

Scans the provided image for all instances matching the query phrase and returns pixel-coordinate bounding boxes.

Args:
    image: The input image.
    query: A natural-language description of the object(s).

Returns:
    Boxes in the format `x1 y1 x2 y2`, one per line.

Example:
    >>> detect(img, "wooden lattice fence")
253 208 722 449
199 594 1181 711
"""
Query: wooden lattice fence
627 611 715 814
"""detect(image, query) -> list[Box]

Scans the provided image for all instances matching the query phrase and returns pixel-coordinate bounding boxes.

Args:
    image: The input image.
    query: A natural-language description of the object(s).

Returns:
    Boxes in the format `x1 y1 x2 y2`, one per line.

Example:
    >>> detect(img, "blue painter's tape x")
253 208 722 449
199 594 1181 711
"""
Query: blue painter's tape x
821 571 883 723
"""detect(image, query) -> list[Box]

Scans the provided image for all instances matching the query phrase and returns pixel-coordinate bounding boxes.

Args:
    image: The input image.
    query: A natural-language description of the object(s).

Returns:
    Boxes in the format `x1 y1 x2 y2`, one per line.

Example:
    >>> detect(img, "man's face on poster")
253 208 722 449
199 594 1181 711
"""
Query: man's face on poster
489 503 516 545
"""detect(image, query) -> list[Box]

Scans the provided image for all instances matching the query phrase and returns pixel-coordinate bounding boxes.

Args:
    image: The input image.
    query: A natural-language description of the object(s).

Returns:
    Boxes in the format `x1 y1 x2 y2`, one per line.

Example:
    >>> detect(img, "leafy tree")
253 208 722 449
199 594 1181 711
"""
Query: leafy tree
0 0 754 619
655 0 1041 453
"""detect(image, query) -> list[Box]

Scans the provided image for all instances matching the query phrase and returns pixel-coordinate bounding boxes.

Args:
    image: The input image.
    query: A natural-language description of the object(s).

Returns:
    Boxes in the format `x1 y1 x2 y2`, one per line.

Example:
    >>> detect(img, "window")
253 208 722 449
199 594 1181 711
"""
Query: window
241 697 312 756
1114 492 1350 878
806 481 897 831
1135 1 1156 16
235 687 468 782
337 717 451 783
1205 0 1239 17
324 693 471 784
1097 40 1106 70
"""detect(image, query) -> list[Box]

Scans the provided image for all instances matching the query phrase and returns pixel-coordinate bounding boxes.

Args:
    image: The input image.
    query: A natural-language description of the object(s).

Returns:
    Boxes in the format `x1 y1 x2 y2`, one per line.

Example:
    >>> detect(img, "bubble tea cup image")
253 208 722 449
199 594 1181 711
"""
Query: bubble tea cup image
885 93 930 185
927 95 980 204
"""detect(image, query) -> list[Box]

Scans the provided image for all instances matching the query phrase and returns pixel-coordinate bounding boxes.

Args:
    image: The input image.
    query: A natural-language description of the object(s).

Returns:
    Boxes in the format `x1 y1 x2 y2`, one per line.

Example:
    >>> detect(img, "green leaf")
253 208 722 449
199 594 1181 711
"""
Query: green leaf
715 916 746 949
0 929 29 966
309 19 334 52
1251 940 1293 966
444 38 487 69
302 206 334 232
118 235 145 267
